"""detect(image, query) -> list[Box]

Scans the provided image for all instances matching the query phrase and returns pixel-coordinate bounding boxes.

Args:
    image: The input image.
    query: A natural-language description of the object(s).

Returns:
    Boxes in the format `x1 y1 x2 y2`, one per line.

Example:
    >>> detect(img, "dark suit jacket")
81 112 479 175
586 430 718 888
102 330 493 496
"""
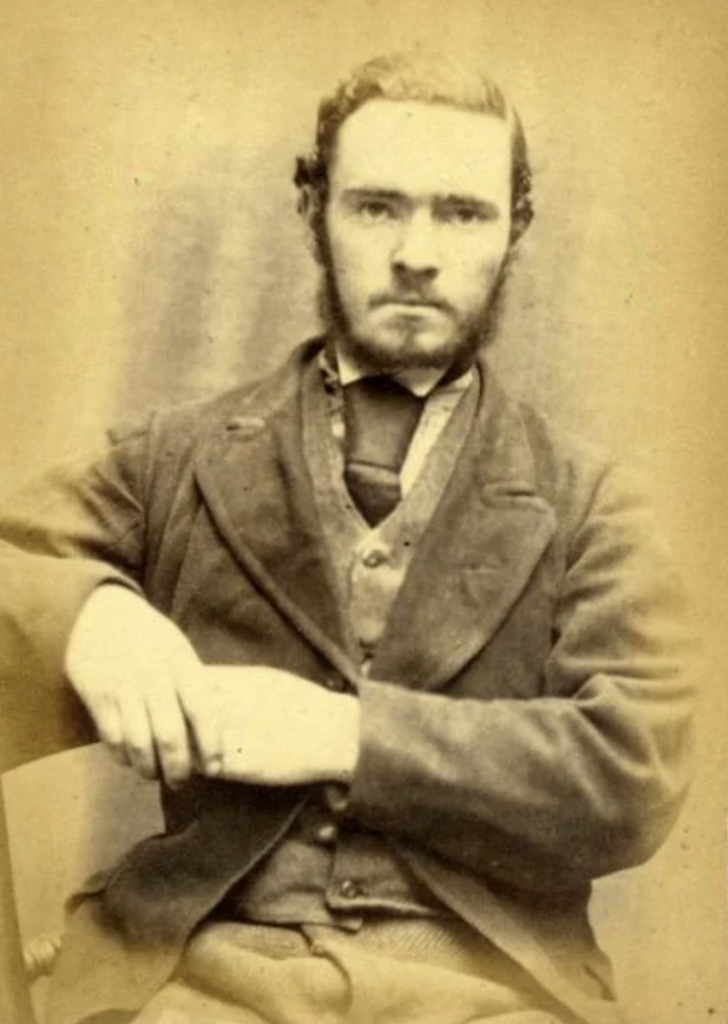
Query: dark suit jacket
0 340 695 1024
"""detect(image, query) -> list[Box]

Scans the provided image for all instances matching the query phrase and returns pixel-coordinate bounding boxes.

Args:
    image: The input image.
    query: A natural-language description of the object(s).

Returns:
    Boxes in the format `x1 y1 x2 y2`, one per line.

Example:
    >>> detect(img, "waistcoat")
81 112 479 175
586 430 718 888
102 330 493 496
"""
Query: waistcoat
224 367 480 928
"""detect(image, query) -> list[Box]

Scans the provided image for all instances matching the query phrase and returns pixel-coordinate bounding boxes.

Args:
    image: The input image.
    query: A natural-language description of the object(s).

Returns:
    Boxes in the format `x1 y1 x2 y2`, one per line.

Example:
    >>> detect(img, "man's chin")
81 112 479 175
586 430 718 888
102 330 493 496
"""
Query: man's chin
346 329 459 374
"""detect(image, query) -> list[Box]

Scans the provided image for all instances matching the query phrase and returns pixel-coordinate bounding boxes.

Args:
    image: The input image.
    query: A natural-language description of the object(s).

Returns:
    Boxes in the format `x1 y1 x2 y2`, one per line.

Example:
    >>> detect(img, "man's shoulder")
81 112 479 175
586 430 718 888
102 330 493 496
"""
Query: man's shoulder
517 398 616 487
485 373 654 545
505 390 658 545
483 367 617 504
108 338 322 452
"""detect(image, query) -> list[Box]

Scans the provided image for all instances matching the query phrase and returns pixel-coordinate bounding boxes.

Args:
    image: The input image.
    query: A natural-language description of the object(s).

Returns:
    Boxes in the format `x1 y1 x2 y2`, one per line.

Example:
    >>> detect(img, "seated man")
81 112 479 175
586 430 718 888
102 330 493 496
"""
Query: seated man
0 51 695 1024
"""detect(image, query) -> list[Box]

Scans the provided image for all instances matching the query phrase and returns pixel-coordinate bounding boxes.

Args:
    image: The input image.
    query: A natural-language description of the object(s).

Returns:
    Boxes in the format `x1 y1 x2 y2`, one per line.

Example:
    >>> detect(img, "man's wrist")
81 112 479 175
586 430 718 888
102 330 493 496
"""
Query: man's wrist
64 582 143 680
321 692 361 784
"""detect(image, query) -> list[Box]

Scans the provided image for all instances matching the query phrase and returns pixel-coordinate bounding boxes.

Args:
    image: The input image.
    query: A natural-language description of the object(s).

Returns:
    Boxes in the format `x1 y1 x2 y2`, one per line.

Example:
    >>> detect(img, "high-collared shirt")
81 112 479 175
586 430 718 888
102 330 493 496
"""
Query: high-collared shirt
333 342 473 398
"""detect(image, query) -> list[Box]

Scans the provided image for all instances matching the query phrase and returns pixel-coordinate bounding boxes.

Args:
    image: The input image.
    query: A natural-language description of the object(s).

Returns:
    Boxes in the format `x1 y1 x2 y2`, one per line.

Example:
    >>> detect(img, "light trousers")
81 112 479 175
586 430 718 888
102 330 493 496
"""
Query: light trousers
132 919 576 1024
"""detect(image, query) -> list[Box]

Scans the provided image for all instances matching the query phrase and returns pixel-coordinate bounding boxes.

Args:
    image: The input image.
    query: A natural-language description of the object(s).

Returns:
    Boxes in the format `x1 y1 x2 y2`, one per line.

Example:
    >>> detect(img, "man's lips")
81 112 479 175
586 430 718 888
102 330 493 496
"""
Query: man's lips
371 296 449 313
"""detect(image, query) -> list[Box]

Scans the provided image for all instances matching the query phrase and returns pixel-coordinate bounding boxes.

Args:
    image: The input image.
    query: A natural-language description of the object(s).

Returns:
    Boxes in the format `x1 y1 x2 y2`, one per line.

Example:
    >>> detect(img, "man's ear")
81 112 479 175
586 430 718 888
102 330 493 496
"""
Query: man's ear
297 187 316 260
297 183 314 221
297 186 326 264
294 157 317 221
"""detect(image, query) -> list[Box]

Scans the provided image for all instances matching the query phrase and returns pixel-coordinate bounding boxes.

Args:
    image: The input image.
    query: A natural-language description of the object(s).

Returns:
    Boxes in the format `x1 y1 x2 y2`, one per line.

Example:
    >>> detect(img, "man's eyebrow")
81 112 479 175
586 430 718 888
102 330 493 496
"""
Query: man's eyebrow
341 188 501 213
436 194 502 214
341 187 406 202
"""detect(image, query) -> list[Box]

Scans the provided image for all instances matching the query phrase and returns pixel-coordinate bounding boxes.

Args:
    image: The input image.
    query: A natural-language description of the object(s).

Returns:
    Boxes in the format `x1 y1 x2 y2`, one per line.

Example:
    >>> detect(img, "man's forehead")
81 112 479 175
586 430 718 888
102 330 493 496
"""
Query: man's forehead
330 99 513 199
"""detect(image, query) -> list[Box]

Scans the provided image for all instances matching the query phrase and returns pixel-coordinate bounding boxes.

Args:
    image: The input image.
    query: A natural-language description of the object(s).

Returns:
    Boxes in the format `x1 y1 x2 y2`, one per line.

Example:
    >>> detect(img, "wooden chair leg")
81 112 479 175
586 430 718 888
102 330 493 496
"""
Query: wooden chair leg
0 785 38 1024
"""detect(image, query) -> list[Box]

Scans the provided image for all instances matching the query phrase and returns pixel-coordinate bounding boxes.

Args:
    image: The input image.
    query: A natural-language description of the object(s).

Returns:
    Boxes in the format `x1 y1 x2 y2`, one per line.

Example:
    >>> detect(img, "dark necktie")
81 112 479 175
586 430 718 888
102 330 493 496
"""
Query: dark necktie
343 376 425 525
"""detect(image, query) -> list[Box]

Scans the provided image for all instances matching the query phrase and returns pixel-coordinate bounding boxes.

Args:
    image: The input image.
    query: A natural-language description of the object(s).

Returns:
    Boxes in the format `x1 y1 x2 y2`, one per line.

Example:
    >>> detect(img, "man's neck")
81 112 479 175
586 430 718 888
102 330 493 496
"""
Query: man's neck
328 338 472 398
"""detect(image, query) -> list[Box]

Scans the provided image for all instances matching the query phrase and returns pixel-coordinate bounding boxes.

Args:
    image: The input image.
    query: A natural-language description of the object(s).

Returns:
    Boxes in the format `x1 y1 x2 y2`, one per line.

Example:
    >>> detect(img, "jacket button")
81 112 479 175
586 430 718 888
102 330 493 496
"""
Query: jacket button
338 878 363 900
324 675 346 693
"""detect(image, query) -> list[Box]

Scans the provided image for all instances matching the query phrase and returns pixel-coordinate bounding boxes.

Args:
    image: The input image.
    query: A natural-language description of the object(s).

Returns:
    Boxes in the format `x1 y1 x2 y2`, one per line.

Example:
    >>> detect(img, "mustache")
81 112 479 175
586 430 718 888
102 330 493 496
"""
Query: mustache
368 291 454 315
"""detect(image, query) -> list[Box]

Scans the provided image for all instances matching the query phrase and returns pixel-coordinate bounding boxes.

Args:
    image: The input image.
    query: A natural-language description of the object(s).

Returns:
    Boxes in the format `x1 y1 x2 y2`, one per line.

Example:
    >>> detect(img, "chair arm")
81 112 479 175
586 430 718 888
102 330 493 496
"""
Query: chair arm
0 680 95 775
0 786 37 1024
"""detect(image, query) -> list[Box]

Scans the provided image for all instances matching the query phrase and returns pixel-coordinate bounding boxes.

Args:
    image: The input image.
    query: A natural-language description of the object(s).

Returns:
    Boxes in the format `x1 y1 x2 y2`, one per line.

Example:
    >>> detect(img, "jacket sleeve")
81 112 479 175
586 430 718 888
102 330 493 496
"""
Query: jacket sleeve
345 458 697 893
0 422 150 769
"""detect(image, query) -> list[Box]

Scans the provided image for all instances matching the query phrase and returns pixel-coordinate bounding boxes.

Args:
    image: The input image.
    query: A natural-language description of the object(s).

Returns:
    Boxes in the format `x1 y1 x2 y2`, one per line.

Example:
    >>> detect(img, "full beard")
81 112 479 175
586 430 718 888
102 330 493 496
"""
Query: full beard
316 255 513 379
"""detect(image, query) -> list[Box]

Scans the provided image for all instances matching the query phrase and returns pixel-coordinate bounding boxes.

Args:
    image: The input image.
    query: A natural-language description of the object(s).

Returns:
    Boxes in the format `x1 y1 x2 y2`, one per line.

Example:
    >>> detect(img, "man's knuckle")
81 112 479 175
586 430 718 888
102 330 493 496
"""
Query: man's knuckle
126 741 151 761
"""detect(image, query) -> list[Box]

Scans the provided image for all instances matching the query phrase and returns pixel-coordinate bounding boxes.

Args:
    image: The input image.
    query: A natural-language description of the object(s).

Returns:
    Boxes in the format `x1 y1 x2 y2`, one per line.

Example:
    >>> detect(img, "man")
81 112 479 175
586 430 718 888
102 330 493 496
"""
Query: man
0 52 694 1024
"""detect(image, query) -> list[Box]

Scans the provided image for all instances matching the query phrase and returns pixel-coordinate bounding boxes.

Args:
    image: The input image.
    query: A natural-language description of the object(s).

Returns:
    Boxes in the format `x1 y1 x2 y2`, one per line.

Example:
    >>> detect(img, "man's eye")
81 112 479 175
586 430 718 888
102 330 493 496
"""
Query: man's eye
356 200 396 222
443 205 487 226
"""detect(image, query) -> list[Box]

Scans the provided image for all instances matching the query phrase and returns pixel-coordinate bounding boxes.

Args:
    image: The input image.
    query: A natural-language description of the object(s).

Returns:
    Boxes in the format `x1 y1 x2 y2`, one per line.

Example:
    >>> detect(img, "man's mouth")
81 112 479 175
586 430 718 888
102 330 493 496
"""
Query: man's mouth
372 295 448 313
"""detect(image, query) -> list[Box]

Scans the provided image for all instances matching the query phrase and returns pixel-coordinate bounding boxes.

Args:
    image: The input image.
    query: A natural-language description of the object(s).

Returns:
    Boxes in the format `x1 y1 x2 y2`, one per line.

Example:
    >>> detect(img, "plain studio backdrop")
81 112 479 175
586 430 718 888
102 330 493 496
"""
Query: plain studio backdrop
1 1 727 1021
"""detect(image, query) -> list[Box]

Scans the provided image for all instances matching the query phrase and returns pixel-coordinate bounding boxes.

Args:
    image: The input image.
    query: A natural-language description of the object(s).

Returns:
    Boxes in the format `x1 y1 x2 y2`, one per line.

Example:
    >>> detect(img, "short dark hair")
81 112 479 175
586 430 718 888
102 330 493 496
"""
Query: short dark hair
295 51 534 248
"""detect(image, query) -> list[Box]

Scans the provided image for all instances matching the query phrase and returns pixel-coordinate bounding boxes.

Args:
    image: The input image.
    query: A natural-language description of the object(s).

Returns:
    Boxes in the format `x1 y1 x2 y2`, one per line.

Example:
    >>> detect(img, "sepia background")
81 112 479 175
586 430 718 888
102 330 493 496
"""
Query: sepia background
1 0 727 1020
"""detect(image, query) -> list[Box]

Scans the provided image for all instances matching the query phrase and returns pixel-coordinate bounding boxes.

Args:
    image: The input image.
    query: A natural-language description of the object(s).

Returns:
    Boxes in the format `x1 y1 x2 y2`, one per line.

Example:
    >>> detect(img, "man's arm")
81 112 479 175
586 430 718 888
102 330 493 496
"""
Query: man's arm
65 584 360 787
0 413 360 788
343 458 697 892
0 422 152 772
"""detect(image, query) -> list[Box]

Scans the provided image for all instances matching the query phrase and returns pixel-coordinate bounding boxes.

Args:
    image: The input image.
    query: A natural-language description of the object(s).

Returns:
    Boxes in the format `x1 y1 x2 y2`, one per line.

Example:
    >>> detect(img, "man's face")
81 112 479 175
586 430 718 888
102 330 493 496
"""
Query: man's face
322 99 513 375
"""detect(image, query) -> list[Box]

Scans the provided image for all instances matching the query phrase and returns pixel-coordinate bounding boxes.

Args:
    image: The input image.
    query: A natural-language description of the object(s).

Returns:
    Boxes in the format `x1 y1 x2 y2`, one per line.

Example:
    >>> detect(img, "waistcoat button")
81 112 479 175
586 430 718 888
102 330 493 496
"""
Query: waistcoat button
315 822 339 845
323 783 349 815
361 547 388 569
338 878 363 900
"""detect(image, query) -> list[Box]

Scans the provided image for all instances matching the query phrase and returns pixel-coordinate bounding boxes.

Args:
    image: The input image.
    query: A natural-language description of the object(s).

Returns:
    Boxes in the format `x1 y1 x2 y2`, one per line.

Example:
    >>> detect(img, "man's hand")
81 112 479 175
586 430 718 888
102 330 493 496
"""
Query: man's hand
65 585 360 788
186 666 360 787
65 585 203 786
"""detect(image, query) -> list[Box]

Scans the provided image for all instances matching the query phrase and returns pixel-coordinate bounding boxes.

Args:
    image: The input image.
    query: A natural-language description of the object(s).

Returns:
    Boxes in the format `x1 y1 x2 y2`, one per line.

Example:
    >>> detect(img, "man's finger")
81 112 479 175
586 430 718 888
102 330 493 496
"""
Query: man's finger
177 672 223 777
146 690 194 786
117 691 159 780
90 699 130 766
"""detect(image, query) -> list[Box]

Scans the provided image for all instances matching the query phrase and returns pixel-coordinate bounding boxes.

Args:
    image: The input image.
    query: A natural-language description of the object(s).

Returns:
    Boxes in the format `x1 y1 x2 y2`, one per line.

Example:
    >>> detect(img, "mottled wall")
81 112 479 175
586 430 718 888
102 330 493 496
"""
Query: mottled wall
1 1 726 1020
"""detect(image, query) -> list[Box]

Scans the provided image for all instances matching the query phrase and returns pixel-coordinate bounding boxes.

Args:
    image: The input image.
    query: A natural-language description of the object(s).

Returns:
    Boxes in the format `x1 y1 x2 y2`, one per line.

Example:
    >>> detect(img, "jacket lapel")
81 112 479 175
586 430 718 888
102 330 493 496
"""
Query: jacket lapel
370 365 556 691
194 345 556 695
194 347 361 687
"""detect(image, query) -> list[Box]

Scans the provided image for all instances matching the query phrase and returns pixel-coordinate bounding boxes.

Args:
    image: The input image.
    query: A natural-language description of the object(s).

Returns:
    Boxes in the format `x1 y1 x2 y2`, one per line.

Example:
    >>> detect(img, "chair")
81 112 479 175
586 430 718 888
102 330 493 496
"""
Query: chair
0 683 161 1024
3 747 162 1022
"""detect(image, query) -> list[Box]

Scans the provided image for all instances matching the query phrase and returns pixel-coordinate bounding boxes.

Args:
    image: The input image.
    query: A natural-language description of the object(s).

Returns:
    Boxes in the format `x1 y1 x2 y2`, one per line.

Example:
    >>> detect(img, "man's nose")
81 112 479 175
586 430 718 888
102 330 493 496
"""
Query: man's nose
391 210 440 278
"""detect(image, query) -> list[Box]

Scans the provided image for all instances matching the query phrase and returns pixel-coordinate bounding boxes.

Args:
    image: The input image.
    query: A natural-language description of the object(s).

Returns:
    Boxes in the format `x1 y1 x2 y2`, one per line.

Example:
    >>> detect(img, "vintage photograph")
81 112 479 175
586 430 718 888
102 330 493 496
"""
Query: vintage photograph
1 2 726 1022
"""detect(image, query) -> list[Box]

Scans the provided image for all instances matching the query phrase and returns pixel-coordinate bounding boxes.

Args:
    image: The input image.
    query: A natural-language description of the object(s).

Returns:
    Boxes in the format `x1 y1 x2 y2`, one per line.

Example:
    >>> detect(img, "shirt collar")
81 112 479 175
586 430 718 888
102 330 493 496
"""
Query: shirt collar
323 341 473 398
